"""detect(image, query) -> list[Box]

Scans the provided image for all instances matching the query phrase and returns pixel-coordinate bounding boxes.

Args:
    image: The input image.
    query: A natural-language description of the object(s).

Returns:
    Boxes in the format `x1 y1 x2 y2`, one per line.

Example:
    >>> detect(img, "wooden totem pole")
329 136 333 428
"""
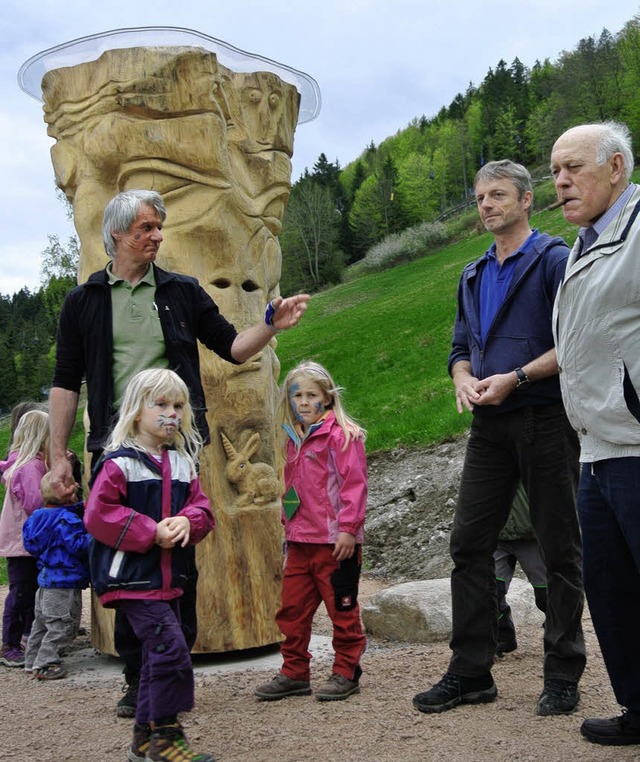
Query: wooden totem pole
19 29 320 653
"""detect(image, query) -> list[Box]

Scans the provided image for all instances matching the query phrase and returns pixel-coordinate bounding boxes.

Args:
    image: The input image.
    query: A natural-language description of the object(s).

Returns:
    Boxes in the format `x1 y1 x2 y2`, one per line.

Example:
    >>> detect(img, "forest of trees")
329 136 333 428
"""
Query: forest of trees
0 235 78 414
2 14 640 412
280 15 640 293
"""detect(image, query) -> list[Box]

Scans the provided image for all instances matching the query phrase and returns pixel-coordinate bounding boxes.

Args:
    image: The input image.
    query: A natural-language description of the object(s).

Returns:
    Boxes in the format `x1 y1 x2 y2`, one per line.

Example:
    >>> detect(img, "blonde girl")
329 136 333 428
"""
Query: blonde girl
84 369 215 762
256 360 368 702
0 409 50 667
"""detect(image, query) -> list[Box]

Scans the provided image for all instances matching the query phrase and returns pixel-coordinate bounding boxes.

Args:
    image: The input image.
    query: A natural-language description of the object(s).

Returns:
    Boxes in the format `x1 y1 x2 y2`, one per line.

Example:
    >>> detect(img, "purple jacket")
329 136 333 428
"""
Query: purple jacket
283 412 367 544
0 452 47 557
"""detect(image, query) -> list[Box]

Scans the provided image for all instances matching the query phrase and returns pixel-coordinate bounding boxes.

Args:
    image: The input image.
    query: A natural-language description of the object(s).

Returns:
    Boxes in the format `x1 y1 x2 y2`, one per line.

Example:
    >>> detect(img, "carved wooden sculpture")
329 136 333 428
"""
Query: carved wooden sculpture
21 32 320 652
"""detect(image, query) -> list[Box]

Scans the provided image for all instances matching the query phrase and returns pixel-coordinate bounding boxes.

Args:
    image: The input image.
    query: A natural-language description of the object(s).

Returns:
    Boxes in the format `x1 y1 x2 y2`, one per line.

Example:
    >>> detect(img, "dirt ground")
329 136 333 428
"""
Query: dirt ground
1 440 633 761
0 578 636 762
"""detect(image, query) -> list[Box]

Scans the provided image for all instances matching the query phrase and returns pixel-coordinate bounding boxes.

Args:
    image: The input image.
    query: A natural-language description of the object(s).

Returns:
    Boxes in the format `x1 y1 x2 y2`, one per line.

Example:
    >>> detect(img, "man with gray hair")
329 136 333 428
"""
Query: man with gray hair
48 188 309 721
413 160 585 717
551 121 640 746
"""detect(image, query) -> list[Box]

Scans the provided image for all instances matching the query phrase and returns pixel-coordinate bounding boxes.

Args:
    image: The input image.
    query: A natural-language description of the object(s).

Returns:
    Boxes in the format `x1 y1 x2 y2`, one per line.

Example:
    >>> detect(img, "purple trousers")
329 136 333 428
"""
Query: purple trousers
116 599 194 724
2 556 38 647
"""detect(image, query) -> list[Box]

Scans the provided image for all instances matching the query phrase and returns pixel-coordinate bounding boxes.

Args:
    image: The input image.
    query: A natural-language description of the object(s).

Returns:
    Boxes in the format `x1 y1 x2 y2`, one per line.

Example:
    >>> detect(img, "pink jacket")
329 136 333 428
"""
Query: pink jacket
0 452 47 557
283 412 367 544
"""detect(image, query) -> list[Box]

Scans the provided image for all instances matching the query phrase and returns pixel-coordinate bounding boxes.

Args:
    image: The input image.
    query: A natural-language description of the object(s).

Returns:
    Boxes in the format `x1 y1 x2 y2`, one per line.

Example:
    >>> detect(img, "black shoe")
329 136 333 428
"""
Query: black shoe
117 674 140 718
536 678 579 716
496 638 517 657
581 714 640 746
412 672 497 714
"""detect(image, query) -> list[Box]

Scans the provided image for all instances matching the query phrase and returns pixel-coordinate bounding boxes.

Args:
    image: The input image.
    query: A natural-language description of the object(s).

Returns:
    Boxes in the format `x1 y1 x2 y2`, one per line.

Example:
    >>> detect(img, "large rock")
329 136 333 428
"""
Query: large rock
364 439 467 580
361 577 545 643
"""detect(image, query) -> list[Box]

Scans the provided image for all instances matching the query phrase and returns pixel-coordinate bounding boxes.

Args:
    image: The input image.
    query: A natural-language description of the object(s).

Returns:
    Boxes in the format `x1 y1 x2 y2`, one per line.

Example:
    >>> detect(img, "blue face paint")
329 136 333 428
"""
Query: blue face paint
314 402 323 413
289 382 304 421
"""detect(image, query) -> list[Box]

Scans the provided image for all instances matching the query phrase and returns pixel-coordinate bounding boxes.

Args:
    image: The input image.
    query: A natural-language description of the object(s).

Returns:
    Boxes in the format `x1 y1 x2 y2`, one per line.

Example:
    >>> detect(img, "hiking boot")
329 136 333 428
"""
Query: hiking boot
536 678 579 716
315 673 360 701
412 672 497 714
147 723 215 761
127 722 151 762
254 673 312 701
1 647 25 668
117 674 140 718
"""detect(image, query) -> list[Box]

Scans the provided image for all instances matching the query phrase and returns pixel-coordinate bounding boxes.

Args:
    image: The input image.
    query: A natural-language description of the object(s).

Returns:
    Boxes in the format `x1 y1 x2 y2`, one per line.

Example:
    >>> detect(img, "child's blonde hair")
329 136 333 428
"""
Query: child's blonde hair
4 409 50 483
105 368 202 475
280 360 366 453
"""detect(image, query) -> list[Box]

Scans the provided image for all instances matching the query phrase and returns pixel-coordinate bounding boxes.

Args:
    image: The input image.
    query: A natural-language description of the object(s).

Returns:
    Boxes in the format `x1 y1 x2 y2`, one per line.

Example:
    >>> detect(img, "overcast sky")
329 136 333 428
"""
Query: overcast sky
2 0 639 295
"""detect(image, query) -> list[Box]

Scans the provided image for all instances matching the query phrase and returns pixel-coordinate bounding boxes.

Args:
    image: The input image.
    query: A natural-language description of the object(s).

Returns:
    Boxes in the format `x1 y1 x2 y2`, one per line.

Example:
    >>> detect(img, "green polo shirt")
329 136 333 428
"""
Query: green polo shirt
108 263 169 408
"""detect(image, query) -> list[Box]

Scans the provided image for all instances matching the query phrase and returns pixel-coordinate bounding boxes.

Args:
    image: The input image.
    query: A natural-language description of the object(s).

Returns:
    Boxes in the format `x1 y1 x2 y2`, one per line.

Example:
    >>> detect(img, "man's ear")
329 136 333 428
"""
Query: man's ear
610 153 626 186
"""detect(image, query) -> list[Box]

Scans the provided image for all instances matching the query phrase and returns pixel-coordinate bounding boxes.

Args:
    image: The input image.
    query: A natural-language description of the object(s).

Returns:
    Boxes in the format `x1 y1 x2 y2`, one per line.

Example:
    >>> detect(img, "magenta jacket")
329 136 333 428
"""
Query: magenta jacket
0 452 47 557
283 412 367 544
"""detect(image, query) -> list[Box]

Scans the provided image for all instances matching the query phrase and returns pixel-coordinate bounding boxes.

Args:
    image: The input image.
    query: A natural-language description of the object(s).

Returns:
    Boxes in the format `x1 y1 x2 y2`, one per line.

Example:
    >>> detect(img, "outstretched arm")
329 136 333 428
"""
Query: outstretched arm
231 294 310 363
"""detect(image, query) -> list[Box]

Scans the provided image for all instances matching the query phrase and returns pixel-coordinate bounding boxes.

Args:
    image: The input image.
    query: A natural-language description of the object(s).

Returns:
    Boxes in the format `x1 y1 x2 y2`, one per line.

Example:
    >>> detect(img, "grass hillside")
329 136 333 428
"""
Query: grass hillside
276 201 579 453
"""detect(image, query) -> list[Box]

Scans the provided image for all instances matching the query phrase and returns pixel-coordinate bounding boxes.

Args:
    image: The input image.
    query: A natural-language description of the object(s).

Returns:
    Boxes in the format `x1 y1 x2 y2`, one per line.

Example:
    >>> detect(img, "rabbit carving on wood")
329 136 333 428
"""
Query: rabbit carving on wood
220 430 280 508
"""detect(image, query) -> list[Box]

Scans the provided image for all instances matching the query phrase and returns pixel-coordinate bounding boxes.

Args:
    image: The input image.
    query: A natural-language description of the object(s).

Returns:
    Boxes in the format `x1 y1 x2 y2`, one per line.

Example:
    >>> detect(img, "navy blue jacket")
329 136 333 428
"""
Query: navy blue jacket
85 446 214 606
52 264 240 452
22 501 90 588
448 231 569 414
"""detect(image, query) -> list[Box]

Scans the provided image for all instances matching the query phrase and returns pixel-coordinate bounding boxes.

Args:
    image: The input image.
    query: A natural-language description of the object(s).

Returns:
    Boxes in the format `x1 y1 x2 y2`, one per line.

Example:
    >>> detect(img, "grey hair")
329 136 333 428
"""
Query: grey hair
474 160 533 218
102 190 167 259
594 121 634 182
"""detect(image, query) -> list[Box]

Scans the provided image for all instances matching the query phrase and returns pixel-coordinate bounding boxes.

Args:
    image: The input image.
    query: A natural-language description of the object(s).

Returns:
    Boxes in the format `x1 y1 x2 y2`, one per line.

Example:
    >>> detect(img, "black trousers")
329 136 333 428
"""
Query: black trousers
448 404 586 682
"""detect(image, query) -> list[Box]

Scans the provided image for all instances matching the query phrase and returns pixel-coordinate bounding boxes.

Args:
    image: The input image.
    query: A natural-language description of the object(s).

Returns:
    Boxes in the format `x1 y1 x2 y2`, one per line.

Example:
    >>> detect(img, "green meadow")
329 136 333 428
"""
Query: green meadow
275 202 579 453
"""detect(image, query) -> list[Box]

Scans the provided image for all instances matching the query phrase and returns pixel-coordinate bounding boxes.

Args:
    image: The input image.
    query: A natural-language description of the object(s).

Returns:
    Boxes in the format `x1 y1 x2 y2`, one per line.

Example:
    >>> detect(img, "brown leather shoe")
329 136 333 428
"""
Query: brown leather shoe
254 672 312 701
315 673 360 701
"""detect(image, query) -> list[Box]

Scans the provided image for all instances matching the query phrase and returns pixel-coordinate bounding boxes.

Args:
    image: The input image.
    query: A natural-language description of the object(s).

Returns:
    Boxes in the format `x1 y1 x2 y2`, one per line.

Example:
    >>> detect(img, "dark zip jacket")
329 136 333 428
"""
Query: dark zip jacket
448 231 569 414
52 264 240 452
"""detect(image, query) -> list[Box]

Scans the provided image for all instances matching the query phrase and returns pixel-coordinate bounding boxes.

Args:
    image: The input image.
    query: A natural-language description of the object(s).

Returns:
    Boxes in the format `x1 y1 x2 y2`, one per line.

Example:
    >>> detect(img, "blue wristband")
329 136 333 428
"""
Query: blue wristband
265 301 277 328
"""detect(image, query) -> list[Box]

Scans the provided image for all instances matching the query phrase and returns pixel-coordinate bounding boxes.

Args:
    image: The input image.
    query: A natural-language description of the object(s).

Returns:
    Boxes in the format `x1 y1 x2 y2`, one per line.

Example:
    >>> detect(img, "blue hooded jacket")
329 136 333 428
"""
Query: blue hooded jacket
22 501 90 588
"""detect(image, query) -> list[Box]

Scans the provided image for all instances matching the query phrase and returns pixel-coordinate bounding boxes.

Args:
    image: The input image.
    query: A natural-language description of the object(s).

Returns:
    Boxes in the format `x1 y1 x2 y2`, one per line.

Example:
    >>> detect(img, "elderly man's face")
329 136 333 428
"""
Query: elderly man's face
550 129 621 228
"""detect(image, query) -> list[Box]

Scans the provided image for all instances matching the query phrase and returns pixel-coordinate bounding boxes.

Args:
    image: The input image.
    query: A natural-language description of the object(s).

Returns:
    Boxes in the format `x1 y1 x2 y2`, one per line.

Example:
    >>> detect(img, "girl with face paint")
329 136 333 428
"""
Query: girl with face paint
255 361 369 703
84 369 216 762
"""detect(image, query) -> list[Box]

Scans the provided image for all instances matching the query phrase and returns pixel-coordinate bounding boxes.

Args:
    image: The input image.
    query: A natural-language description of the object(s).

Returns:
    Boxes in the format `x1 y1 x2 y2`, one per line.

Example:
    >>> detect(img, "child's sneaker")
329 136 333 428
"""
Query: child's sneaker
127 722 151 762
147 723 216 761
1 647 25 668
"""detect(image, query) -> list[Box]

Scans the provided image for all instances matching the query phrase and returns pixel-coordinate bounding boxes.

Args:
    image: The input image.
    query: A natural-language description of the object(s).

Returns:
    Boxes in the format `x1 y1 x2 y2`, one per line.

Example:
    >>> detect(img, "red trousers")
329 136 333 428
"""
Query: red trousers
276 542 366 682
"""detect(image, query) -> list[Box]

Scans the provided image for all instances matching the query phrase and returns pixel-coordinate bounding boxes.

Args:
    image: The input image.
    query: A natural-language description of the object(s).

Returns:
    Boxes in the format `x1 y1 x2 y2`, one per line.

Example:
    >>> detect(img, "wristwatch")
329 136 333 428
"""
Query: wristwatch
514 367 531 390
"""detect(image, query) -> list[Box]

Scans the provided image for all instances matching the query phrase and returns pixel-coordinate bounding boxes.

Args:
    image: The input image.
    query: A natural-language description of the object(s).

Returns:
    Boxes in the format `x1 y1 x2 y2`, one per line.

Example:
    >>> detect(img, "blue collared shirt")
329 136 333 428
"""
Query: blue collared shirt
479 229 539 345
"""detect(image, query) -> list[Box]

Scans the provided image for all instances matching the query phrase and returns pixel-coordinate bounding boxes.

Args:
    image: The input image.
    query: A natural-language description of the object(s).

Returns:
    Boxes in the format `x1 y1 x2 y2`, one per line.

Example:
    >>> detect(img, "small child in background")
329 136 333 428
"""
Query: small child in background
84 368 215 762
0 409 50 667
22 471 89 680
6 401 48 455
494 482 547 656
255 360 368 702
